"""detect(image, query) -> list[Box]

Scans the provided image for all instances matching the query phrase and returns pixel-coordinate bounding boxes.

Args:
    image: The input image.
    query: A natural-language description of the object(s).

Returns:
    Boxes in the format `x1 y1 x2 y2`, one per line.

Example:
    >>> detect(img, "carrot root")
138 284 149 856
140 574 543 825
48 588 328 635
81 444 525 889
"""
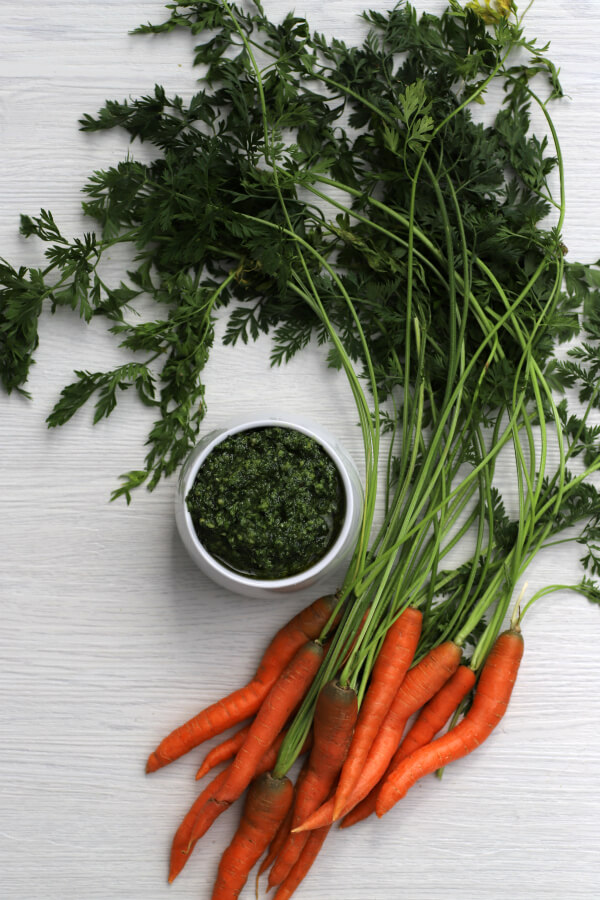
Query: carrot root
214 641 324 806
196 723 252 781
295 640 463 833
341 663 477 829
272 825 331 900
376 629 524 817
270 679 357 887
332 607 422 819
168 765 231 883
147 594 339 772
210 773 294 900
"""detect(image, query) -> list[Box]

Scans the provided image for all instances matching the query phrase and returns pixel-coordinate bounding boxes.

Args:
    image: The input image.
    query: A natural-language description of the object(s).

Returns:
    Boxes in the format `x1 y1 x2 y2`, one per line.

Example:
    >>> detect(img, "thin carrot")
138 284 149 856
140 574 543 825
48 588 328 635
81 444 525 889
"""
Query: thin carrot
195 724 252 781
258 804 294 880
378 641 463 743
213 641 325 806
376 628 524 817
168 765 231 884
210 772 294 900
188 645 322 849
272 825 332 900
256 754 316 898
341 664 476 828
398 663 477 759
184 729 304 864
268 680 357 890
332 607 423 818
257 761 309 880
294 639 462 832
146 594 338 773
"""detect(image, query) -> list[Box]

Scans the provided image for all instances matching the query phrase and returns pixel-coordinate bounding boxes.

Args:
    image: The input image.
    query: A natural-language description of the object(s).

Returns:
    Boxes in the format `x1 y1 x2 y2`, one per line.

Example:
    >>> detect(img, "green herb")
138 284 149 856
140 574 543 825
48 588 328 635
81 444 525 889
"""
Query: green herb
186 426 345 579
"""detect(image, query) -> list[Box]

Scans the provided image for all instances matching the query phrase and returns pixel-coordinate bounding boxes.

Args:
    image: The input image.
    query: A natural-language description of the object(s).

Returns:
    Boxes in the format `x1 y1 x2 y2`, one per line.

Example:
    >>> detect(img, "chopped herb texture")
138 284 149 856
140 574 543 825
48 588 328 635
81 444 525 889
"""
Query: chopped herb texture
186 427 345 579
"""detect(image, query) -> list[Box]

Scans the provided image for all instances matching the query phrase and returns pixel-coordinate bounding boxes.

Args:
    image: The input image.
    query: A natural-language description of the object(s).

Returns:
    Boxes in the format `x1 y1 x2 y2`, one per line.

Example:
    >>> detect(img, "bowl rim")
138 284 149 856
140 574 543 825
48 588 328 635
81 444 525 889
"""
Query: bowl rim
178 412 359 589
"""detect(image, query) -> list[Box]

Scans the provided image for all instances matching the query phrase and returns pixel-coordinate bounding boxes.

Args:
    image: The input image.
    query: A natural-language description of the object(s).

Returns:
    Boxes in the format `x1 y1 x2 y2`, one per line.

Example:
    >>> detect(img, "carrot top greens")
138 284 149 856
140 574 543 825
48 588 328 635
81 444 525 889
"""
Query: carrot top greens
2 0 600 774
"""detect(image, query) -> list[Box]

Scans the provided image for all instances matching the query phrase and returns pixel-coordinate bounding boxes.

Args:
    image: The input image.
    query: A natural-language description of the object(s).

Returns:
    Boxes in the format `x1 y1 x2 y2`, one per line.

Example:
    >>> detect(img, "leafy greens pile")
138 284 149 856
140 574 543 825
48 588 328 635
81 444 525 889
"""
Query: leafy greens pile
1 0 600 807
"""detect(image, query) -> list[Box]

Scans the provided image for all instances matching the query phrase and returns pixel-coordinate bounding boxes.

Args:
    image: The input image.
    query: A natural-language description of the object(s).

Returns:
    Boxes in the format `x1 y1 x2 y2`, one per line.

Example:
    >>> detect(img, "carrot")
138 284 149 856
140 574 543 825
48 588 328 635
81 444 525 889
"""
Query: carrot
256 763 306 880
267 680 357 890
258 803 294 877
168 765 231 884
293 736 406 834
340 663 476 828
376 628 524 817
256 754 315 896
187 729 294 851
146 593 338 773
332 607 423 818
196 724 252 781
398 663 477 759
294 639 462 832
211 772 294 900
188 644 322 849
213 641 325 806
378 640 463 741
272 824 332 900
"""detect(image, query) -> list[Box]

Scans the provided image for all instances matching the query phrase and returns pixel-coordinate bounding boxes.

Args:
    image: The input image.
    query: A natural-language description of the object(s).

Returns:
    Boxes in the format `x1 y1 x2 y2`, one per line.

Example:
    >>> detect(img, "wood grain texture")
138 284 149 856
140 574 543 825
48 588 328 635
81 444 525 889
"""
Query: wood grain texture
1 2 599 898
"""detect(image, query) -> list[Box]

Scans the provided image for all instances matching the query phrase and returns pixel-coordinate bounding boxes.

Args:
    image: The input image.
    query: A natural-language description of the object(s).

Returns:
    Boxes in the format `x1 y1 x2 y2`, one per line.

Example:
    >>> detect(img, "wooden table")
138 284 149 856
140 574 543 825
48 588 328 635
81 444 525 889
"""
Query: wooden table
2 2 600 898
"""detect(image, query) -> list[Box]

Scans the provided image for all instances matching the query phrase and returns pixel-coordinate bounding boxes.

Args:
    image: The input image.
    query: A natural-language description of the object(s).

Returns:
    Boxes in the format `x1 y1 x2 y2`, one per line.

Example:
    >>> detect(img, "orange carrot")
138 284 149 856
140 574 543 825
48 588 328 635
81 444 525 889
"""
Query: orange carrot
257 760 309 881
196 724 252 781
179 730 313 878
268 680 357 890
376 628 524 817
272 824 332 900
341 663 476 828
398 663 477 758
188 732 313 854
168 765 231 884
213 641 324 806
146 594 338 773
187 729 292 850
258 803 295 879
170 739 286 882
187 644 322 848
294 639 462 832
332 607 423 818
211 772 294 900
379 640 462 742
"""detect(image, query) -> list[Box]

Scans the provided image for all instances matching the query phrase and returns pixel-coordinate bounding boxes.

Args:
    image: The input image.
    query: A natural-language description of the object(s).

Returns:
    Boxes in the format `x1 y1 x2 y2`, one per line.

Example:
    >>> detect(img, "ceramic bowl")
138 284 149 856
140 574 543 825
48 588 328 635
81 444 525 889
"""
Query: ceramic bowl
175 412 364 600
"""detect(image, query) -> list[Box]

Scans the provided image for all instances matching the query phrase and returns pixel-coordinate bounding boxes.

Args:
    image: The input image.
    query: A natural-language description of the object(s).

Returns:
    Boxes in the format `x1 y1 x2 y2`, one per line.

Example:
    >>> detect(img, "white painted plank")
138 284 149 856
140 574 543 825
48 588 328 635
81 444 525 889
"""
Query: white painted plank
1 3 600 899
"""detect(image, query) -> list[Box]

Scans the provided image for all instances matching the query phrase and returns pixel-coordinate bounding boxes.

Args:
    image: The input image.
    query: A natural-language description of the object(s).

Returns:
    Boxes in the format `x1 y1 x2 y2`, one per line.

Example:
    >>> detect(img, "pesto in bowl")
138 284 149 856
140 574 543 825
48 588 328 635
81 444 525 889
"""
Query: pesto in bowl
185 426 345 580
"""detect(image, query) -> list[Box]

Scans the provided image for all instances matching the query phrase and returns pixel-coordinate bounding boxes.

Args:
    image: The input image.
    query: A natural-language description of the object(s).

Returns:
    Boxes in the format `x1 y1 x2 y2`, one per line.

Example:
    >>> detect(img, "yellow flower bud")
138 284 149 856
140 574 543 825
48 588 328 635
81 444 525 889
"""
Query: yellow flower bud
466 0 514 24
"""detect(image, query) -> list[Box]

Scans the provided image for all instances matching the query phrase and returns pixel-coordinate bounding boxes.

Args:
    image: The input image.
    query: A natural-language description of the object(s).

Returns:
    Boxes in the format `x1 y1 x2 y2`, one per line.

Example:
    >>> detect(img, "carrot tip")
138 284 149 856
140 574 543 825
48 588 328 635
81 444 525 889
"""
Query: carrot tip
146 752 161 773
374 796 392 818
332 801 344 821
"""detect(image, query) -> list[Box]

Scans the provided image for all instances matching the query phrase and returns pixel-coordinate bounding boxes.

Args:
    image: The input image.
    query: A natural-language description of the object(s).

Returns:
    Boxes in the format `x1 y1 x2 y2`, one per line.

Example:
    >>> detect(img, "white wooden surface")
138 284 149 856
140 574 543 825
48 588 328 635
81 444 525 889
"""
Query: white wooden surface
1 2 600 898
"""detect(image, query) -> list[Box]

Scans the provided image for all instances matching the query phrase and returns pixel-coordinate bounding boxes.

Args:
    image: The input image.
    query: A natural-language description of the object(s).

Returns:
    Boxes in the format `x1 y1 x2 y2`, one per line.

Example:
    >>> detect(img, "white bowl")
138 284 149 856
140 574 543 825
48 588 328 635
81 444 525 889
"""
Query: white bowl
175 412 364 600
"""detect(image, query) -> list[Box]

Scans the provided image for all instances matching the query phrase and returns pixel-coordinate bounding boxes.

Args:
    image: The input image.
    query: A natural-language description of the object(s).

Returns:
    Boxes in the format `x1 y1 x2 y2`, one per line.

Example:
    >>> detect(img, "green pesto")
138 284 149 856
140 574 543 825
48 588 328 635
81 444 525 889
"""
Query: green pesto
186 426 345 579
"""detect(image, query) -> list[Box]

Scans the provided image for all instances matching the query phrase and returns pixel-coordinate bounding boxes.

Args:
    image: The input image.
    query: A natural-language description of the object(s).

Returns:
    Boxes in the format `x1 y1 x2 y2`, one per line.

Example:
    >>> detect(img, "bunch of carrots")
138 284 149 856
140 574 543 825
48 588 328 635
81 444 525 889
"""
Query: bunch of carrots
146 589 525 899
